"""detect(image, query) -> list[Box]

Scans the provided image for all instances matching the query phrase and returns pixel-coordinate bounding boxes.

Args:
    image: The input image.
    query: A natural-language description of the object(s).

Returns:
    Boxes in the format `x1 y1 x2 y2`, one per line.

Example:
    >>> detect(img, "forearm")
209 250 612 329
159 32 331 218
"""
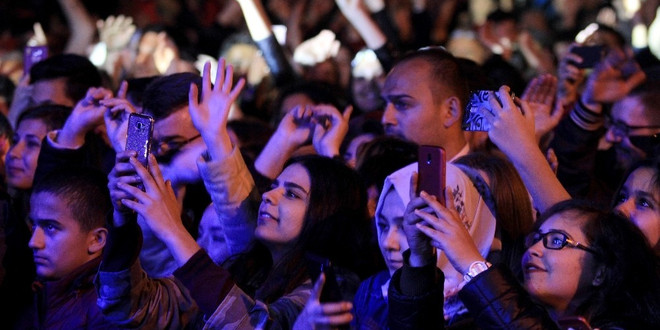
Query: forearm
388 251 445 329
507 139 570 212
255 132 298 179
236 0 272 41
57 0 95 55
344 10 387 50
198 147 258 254
173 249 235 317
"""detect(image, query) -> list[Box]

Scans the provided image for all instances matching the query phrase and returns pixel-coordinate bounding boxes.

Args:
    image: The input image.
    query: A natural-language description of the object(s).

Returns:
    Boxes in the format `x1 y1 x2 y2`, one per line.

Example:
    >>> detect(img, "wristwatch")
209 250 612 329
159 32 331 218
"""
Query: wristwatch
463 261 492 282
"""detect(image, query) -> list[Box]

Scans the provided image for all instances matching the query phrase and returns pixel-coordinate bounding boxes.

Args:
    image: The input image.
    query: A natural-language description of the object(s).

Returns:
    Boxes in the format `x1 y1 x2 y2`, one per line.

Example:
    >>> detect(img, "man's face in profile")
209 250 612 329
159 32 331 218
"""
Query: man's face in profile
29 192 97 280
380 58 444 146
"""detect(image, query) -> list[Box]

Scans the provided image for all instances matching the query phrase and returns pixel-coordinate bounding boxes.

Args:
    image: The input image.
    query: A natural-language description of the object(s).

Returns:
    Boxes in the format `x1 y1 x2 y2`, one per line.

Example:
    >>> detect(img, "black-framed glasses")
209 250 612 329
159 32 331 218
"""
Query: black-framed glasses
525 230 598 255
153 134 202 157
604 116 660 139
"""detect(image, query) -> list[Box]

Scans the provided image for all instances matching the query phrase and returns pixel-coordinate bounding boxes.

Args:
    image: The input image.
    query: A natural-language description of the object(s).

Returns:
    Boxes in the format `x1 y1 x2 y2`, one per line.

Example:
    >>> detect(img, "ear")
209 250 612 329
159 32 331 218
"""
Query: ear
442 96 463 128
592 265 607 287
87 227 108 255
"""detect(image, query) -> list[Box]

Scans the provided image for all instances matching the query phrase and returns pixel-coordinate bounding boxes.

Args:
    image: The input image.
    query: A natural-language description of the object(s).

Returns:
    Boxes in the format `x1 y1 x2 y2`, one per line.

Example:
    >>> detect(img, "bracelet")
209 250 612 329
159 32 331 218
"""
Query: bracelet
463 261 492 282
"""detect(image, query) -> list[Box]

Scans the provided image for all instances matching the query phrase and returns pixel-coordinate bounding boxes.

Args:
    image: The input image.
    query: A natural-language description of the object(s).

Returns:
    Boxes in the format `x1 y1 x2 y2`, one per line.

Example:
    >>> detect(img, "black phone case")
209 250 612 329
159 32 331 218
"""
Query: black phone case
305 253 343 303
571 45 605 69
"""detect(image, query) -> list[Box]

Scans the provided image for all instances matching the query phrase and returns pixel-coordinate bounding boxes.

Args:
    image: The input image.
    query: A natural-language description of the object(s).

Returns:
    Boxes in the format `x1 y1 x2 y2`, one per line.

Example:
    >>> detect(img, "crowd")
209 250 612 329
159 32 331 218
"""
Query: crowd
0 0 659 329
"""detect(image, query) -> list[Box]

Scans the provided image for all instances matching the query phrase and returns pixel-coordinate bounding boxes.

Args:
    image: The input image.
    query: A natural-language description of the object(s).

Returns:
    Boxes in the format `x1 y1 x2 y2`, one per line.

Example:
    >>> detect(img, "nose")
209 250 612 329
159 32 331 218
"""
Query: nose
28 227 45 250
7 141 23 160
381 103 397 129
262 187 280 205
526 238 544 257
382 227 401 251
615 198 635 219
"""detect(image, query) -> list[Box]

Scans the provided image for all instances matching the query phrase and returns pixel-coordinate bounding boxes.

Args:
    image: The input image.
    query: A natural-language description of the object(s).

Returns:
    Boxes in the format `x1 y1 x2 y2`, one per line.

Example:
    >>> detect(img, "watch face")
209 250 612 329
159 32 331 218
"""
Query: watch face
467 261 491 277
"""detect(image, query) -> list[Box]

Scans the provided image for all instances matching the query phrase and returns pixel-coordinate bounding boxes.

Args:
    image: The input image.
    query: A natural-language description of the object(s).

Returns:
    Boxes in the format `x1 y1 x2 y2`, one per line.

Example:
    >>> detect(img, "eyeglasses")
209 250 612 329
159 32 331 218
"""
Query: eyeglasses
525 230 598 255
153 134 202 157
604 116 660 140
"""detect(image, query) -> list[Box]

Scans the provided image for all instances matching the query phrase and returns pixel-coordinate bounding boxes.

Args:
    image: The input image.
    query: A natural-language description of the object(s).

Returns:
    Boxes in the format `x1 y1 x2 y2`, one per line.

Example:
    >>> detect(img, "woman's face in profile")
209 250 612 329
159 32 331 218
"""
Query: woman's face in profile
521 212 599 313
256 163 311 250
615 167 660 250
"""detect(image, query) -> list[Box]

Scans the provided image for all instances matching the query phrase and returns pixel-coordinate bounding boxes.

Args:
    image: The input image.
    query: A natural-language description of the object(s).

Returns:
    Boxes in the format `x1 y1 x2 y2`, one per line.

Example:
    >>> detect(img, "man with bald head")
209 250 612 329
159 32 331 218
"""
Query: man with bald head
381 47 470 160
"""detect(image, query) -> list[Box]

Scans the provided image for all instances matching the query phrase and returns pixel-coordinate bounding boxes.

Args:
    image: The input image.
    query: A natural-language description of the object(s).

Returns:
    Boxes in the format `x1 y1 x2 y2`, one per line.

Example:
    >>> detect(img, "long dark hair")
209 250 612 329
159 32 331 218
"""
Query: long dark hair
454 152 534 277
534 200 660 328
226 155 376 303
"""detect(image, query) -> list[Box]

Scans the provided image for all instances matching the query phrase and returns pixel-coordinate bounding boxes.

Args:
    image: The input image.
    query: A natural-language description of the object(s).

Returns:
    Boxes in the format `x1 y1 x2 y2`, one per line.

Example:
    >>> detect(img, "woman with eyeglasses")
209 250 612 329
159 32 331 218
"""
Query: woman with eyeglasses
388 198 660 329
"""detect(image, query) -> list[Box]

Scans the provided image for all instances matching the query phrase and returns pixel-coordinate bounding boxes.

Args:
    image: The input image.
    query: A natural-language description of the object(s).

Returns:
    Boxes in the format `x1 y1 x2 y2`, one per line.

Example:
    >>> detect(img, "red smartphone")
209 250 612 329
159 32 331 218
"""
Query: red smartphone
417 145 446 205
558 316 593 330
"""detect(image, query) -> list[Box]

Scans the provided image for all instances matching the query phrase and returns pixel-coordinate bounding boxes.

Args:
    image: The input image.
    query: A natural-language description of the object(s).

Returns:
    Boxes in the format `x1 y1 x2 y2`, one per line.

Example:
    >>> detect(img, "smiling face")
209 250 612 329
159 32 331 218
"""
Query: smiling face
28 192 100 280
376 187 408 276
615 167 660 250
256 163 311 254
522 211 599 315
5 119 49 190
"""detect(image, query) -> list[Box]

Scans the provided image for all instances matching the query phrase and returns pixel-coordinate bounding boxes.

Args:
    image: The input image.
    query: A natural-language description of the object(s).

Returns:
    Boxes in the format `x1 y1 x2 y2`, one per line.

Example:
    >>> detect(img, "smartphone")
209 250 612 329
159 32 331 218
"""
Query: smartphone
125 113 154 167
417 145 446 205
558 316 593 330
570 45 605 69
24 45 48 73
305 253 343 303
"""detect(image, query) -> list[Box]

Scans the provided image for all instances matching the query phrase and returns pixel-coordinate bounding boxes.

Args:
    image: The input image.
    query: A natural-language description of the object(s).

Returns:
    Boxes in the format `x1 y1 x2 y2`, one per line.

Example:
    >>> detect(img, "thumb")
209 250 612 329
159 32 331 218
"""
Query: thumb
311 273 325 301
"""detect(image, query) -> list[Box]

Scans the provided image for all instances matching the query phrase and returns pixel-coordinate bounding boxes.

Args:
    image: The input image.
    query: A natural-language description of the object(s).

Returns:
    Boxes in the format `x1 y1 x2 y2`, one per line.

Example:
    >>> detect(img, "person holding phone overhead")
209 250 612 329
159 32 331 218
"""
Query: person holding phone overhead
96 58 375 329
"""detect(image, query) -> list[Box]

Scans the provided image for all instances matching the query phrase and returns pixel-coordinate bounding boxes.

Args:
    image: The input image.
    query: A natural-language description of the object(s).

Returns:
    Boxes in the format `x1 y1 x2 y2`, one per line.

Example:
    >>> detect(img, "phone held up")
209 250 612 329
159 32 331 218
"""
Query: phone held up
461 90 514 132
570 45 605 69
24 45 49 73
125 113 154 190
305 253 343 303
417 145 446 205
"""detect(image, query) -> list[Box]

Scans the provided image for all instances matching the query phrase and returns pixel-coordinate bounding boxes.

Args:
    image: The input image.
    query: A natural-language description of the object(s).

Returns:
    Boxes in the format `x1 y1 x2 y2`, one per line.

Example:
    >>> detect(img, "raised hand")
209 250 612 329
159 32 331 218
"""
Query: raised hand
557 45 585 108
188 58 245 160
581 49 646 108
118 154 201 265
483 85 537 157
311 105 352 158
97 15 136 51
58 87 113 148
413 190 485 275
102 81 135 152
292 274 353 330
521 74 562 142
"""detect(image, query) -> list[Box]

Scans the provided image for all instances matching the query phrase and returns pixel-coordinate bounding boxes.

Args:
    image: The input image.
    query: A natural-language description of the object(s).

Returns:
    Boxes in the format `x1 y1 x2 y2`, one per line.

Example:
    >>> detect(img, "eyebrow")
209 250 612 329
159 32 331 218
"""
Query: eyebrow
634 190 660 203
382 94 413 102
30 217 62 227
280 181 309 195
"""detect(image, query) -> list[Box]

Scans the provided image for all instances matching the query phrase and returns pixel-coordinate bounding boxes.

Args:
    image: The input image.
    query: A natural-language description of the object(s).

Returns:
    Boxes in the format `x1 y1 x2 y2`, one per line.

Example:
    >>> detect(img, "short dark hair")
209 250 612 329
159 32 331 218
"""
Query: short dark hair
17 104 71 131
29 54 102 103
32 167 110 232
142 72 202 120
396 47 470 109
